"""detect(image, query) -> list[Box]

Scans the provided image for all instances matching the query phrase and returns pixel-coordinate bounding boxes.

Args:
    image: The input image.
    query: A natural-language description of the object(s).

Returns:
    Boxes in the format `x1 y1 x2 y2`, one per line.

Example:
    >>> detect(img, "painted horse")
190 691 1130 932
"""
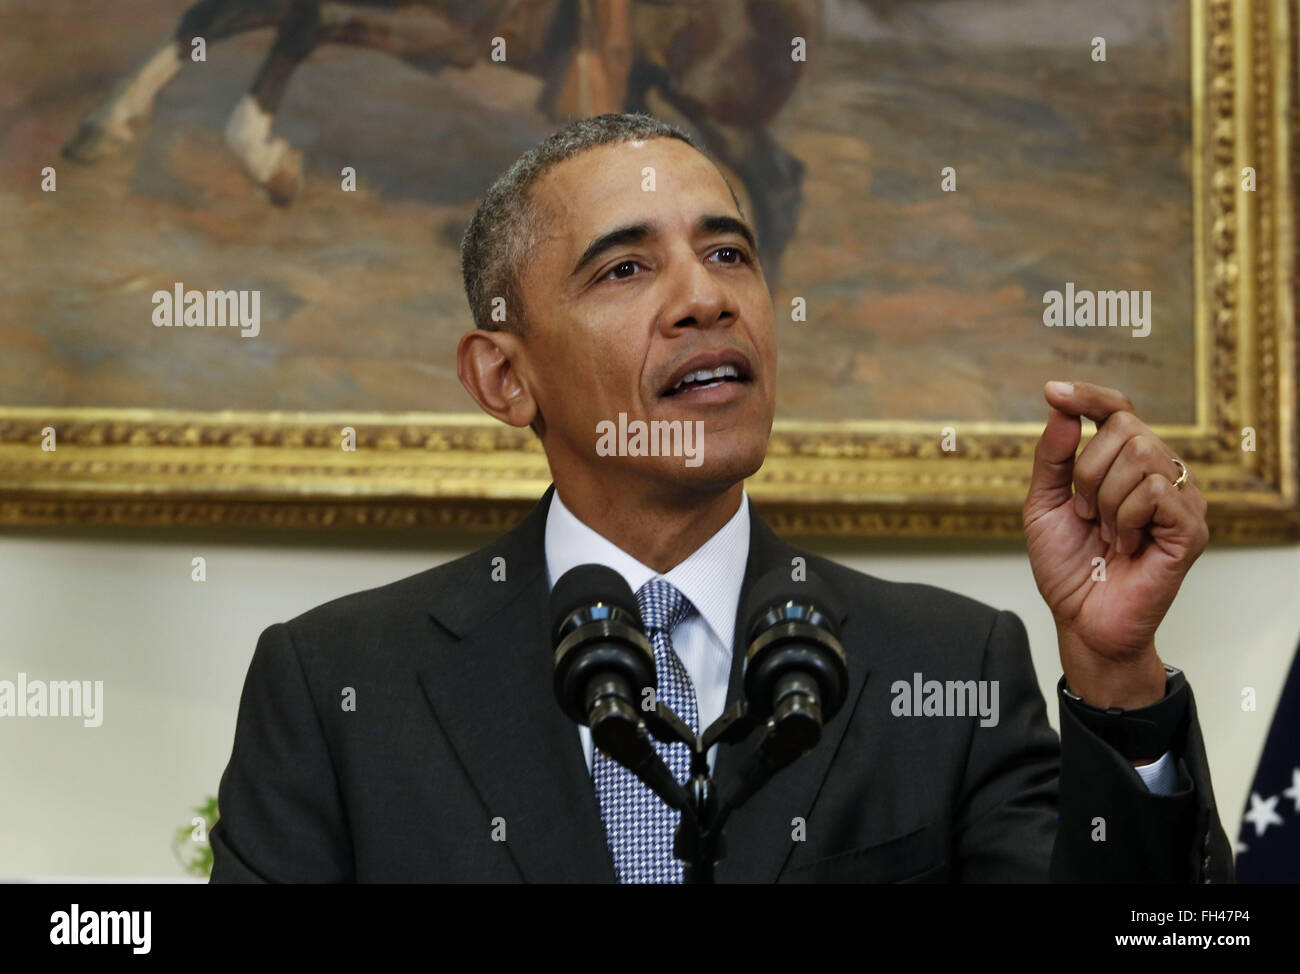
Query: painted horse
63 0 819 284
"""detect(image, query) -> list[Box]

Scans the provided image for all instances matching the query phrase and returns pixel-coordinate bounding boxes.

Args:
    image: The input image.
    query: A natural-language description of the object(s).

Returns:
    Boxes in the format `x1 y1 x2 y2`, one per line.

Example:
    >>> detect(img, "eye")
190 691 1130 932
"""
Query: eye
710 246 750 265
602 259 641 281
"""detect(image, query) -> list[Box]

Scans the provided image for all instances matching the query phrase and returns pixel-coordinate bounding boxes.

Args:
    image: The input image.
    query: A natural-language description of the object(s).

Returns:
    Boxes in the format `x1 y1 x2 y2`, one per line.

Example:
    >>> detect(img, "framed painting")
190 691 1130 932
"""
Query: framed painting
0 0 1295 538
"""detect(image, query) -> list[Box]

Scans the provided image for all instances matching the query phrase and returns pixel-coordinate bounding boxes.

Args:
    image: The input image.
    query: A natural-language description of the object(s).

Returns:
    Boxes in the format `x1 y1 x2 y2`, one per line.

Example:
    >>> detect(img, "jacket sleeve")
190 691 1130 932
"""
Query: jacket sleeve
1051 673 1234 883
209 622 355 883
951 609 1233 883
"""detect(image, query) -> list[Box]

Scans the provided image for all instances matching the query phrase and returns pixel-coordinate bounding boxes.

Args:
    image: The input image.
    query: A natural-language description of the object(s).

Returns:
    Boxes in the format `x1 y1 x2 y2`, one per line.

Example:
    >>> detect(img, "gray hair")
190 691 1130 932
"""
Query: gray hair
459 112 737 336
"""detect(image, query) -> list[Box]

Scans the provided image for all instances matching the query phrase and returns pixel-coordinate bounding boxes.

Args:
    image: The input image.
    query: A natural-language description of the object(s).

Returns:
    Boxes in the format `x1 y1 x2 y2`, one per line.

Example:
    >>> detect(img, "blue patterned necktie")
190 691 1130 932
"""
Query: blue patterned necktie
592 578 699 883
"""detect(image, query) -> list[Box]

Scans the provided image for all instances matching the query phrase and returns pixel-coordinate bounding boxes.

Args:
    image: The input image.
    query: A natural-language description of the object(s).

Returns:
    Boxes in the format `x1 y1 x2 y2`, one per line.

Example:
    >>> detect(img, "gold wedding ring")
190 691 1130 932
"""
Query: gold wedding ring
1169 457 1189 491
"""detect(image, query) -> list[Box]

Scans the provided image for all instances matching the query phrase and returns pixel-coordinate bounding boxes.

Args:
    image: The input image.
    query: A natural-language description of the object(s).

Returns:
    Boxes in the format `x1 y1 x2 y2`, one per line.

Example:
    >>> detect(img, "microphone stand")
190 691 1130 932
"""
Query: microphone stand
592 691 824 884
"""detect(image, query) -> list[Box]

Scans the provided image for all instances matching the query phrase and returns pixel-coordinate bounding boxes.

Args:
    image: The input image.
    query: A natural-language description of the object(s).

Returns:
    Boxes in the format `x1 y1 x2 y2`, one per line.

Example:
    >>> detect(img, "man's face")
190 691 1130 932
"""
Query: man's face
514 137 777 494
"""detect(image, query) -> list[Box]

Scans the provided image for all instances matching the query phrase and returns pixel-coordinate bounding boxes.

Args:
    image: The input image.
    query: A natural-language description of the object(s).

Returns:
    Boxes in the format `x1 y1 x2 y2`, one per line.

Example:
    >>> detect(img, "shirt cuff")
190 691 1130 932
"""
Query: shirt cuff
1132 750 1178 794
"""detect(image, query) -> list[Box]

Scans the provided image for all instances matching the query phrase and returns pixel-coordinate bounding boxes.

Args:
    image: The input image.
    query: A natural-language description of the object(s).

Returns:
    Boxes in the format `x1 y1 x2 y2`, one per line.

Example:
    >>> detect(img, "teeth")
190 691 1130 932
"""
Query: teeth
672 363 740 392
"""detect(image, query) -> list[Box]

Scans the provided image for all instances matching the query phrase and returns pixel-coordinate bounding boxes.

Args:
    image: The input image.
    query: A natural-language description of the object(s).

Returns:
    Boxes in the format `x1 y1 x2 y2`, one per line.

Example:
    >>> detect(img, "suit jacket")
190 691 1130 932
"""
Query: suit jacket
210 485 1233 883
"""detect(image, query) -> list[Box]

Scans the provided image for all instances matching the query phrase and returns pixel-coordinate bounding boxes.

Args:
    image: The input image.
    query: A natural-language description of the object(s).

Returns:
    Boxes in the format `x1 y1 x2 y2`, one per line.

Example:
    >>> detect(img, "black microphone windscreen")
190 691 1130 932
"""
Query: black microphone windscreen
742 567 843 640
548 564 641 636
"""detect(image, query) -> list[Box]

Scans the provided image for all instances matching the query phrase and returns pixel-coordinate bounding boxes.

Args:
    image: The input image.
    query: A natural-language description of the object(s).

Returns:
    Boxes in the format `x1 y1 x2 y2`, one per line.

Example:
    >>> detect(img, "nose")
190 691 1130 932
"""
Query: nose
657 249 737 337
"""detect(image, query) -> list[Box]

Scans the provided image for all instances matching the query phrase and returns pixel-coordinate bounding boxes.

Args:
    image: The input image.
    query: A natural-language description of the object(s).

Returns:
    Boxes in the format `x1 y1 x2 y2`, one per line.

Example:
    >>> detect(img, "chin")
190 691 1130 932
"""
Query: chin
666 433 768 492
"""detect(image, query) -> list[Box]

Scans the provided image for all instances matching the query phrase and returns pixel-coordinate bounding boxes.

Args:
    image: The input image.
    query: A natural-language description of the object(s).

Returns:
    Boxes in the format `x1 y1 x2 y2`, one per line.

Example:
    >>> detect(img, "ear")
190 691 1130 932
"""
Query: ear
457 329 538 429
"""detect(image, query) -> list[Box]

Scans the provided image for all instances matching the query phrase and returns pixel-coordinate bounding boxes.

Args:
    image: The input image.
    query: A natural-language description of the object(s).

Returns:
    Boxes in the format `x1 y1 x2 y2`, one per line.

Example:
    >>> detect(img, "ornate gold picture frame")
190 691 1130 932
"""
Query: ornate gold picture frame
1 0 1295 539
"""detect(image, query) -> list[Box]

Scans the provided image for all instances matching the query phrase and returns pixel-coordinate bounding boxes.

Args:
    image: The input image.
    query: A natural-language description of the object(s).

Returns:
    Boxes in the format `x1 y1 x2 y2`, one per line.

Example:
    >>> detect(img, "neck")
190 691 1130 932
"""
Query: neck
553 477 744 574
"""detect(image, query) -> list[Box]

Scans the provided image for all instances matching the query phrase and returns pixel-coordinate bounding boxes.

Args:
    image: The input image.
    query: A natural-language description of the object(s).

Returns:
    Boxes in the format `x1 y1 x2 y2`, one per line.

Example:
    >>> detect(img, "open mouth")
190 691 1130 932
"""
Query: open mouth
661 362 750 397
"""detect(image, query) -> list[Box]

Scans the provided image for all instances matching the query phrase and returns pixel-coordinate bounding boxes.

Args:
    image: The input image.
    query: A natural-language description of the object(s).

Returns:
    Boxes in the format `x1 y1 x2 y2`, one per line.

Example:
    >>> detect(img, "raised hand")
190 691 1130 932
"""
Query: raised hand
1022 381 1208 709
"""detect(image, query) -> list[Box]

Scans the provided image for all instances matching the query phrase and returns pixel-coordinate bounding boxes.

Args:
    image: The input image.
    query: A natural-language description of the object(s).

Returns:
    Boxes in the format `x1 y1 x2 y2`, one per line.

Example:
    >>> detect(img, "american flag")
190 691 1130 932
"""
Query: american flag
1235 636 1300 882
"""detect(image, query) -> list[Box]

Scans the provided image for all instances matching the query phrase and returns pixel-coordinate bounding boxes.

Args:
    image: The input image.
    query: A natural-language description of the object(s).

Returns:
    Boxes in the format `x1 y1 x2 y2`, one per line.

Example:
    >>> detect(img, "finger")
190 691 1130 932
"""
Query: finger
1071 411 1148 521
1094 434 1172 540
1185 475 1209 520
1167 464 1209 522
1044 379 1136 425
1113 472 1209 557
1025 404 1081 519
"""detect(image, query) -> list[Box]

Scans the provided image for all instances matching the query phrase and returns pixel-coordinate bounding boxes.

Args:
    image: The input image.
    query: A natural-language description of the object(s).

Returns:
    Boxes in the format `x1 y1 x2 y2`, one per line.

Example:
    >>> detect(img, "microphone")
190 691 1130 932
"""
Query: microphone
550 565 686 810
741 568 849 760
550 564 655 730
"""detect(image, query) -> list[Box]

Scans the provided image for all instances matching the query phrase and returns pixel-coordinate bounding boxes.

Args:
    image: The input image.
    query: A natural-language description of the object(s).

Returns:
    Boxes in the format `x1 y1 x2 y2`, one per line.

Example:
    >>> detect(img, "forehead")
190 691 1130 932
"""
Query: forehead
530 138 738 250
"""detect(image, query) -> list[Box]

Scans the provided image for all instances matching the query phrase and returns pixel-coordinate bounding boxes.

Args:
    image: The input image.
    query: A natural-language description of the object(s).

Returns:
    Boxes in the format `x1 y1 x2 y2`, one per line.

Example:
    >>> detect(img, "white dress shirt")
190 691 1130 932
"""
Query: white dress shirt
544 487 748 774
541 487 1177 795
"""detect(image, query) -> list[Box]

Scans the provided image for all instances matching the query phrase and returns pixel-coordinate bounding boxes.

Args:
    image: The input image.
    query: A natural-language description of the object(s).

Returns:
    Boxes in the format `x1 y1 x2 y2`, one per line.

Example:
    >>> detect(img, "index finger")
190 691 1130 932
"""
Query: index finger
1043 380 1137 425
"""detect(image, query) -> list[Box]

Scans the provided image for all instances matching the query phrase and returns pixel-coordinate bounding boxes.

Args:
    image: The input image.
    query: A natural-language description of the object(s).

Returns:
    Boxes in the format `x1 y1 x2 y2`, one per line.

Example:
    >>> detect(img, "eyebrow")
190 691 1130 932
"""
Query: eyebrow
568 214 758 278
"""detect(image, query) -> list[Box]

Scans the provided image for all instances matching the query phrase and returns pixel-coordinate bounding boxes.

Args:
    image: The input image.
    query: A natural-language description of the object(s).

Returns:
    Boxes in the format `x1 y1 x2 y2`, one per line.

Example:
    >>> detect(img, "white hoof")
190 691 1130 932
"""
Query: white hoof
225 94 296 187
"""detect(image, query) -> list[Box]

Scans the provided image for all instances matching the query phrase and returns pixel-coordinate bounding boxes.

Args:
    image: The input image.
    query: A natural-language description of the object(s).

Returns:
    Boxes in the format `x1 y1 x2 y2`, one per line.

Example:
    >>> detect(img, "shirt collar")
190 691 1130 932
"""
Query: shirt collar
544 487 751 654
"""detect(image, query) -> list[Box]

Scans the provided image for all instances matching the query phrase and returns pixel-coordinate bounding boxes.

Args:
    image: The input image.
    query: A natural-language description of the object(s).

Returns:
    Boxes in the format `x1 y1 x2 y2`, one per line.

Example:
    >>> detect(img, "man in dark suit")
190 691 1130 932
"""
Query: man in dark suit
210 113 1232 883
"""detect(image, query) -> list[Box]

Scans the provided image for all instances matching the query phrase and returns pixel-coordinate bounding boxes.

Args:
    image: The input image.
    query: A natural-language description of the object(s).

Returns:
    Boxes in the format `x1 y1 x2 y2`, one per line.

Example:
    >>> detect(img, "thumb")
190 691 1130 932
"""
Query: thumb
1025 405 1081 516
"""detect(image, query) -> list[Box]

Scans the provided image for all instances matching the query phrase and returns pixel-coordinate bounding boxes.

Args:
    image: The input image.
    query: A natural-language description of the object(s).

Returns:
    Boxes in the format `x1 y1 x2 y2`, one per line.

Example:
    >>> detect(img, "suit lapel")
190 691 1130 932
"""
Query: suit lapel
417 484 615 882
712 499 872 883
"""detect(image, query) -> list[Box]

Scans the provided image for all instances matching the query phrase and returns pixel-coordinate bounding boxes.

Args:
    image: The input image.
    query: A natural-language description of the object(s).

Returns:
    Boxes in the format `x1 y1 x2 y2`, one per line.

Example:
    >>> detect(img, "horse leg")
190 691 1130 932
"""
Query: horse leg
62 43 182 161
64 0 294 163
224 1 488 205
621 59 658 114
653 82 805 287
224 4 325 204
715 124 805 287
626 0 813 286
